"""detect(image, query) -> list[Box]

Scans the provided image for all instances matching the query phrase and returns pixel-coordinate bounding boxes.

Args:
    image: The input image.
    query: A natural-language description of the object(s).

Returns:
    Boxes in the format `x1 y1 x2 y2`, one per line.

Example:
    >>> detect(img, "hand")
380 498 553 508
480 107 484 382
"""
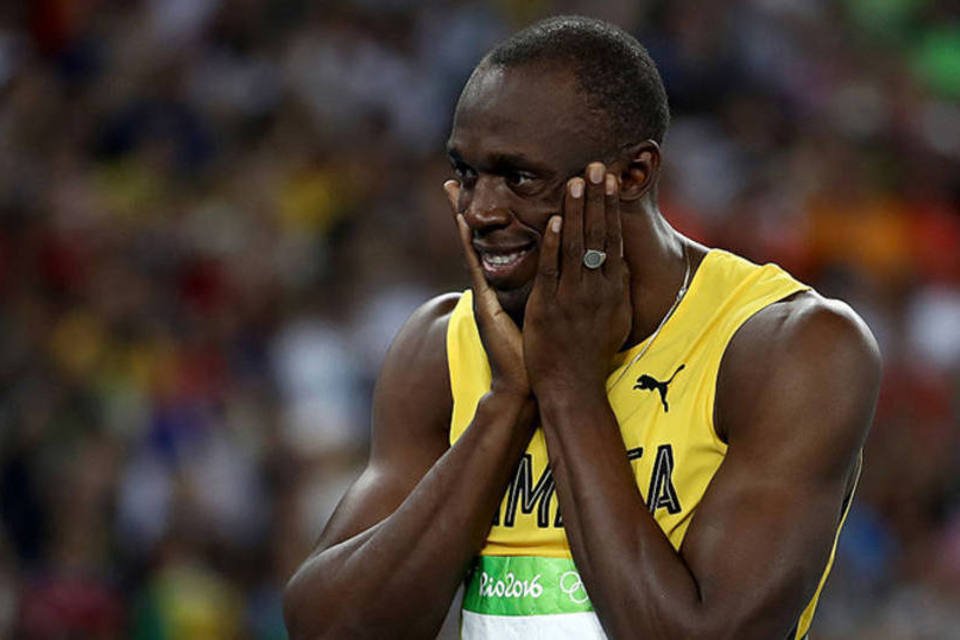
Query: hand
446 180 530 398
523 163 632 397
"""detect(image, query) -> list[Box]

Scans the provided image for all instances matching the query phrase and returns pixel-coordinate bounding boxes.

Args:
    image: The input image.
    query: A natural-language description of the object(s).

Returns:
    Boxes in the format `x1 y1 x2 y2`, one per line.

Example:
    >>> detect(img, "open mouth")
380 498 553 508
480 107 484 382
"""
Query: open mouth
481 249 529 268
476 243 536 284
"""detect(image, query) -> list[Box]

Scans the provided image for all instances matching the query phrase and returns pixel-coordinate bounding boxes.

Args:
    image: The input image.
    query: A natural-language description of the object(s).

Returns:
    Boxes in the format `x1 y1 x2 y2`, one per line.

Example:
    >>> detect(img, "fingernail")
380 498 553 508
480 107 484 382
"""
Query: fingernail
605 173 616 195
570 179 584 198
589 163 604 184
550 216 562 233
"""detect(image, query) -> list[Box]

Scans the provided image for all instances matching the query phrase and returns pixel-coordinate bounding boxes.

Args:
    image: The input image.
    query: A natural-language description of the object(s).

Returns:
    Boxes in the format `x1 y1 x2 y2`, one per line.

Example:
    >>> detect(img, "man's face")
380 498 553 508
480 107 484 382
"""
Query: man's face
446 63 611 321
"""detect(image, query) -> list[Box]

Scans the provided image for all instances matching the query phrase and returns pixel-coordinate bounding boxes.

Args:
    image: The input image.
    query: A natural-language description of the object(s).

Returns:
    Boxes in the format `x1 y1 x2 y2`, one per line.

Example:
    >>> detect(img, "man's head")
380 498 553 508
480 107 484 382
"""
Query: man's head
446 16 670 320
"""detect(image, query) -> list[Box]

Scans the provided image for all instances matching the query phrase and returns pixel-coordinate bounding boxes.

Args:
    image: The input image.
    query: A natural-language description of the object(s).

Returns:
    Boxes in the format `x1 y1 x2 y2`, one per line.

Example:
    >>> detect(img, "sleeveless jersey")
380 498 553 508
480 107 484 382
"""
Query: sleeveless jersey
447 249 854 639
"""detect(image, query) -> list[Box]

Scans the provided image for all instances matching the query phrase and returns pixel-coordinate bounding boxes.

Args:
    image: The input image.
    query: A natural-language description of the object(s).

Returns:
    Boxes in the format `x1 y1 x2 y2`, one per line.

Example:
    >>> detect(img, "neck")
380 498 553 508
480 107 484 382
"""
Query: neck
621 203 690 349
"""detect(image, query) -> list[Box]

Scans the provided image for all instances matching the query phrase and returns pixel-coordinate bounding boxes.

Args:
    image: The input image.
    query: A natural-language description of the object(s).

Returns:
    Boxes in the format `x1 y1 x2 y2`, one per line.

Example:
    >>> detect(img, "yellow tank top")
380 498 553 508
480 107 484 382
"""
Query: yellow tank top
447 249 850 639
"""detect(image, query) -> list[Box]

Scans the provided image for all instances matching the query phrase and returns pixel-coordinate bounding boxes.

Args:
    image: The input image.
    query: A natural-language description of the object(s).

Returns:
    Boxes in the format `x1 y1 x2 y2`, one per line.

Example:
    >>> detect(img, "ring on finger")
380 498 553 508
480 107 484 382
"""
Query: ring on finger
583 249 607 269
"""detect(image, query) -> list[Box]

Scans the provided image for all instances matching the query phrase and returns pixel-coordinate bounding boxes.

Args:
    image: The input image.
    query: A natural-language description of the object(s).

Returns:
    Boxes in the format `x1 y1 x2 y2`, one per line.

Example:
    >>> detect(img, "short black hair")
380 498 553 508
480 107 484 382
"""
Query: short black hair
483 16 670 146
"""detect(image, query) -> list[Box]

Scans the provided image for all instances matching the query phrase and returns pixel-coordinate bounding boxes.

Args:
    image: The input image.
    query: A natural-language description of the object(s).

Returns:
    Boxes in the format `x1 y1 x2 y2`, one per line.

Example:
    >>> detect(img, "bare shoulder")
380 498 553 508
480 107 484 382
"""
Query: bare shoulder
380 291 462 377
716 290 882 453
729 290 881 372
370 292 462 458
313 292 463 550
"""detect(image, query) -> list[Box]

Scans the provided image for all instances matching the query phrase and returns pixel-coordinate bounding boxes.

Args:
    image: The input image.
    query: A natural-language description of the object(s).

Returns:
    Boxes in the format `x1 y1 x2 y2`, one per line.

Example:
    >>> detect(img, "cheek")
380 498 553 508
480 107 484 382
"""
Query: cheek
514 189 564 230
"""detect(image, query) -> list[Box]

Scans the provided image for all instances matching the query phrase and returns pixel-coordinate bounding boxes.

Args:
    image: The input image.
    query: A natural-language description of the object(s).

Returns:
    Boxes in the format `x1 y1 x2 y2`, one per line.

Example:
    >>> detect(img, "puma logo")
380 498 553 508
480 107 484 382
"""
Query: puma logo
633 365 685 412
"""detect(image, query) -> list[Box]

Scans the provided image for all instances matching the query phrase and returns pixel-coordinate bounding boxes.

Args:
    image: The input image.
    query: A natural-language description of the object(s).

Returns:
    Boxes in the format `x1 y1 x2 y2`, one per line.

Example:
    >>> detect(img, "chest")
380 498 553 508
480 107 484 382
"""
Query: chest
478 350 728 557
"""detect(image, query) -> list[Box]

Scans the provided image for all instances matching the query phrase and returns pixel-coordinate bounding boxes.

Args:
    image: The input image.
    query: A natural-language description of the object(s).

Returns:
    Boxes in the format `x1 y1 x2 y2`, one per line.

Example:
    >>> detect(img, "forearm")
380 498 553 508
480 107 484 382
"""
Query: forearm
284 391 536 640
538 388 704 639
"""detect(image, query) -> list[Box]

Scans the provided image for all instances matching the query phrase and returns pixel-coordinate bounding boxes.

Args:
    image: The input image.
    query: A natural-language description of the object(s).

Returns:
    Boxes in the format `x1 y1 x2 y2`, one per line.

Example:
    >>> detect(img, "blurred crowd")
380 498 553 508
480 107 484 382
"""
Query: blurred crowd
0 1 957 638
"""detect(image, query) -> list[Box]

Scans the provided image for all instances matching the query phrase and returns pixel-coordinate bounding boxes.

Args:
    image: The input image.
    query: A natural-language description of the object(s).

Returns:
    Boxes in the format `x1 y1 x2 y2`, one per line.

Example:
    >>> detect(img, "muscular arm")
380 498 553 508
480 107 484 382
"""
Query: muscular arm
538 294 880 639
283 294 535 640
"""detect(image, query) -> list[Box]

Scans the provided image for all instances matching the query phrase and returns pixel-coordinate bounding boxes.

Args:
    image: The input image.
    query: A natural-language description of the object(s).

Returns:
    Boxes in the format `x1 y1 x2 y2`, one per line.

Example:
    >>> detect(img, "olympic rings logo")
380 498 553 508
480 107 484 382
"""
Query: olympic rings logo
559 570 590 605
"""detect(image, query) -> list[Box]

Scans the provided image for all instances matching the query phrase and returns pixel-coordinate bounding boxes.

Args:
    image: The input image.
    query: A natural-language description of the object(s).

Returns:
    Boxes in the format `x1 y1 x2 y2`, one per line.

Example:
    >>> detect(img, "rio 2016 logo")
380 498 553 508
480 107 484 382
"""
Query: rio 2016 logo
478 571 543 599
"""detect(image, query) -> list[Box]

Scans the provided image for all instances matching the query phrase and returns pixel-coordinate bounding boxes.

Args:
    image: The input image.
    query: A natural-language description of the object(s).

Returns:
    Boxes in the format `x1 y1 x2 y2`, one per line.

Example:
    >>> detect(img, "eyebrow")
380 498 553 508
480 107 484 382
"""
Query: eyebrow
447 147 554 176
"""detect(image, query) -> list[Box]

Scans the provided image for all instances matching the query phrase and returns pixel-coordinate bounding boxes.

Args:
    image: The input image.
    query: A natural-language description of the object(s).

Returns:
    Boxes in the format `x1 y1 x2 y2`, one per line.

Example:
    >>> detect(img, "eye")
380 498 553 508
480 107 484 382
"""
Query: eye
505 171 536 188
453 163 476 184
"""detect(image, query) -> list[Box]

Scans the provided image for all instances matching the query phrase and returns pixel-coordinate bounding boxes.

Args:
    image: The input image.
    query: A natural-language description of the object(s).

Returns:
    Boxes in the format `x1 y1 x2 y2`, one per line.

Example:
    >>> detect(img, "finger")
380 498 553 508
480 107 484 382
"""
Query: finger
562 177 585 281
604 173 624 260
535 215 562 291
584 162 606 255
456 213 499 311
456 213 485 292
443 180 461 215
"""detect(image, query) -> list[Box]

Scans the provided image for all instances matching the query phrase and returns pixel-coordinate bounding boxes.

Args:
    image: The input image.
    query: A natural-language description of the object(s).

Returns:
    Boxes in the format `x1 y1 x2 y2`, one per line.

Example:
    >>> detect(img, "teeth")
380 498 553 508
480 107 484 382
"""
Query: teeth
483 251 525 267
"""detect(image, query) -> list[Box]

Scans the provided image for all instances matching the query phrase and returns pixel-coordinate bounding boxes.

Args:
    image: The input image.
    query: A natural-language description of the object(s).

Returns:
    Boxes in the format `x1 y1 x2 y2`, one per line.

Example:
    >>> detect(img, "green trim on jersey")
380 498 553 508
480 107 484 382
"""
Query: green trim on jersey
463 556 594 617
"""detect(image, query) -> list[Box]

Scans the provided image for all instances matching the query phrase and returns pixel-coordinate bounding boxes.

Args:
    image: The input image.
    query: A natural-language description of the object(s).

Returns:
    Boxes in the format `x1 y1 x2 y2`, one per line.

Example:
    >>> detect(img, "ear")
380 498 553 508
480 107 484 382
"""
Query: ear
617 140 661 202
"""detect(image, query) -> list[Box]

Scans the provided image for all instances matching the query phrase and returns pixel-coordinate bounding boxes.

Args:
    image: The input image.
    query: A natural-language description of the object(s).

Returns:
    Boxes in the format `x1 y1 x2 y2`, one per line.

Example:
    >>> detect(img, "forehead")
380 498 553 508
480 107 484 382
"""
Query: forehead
448 64 605 171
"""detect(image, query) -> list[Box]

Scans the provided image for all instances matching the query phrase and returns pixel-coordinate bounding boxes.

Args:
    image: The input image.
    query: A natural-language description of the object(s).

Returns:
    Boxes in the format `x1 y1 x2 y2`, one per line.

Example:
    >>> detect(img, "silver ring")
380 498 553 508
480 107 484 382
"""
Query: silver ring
582 249 607 269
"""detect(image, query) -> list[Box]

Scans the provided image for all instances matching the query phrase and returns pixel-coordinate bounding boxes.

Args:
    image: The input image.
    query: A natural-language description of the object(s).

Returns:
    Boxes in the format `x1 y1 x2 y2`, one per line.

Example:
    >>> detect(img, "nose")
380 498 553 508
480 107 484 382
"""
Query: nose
461 175 512 231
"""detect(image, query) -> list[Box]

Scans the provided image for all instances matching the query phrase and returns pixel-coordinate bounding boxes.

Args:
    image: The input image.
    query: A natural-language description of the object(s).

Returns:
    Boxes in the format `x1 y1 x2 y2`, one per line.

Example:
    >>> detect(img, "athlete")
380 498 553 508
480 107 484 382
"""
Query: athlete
283 16 880 639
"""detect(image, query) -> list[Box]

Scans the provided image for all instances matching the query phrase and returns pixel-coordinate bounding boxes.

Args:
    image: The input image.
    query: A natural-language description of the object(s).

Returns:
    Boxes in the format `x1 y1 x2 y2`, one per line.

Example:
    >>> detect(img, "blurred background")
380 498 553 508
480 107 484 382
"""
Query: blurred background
0 1 957 638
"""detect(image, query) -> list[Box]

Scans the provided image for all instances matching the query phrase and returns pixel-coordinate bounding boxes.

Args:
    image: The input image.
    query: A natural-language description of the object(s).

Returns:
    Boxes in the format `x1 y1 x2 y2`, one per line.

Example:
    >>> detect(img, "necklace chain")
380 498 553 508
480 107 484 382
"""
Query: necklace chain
606 243 691 392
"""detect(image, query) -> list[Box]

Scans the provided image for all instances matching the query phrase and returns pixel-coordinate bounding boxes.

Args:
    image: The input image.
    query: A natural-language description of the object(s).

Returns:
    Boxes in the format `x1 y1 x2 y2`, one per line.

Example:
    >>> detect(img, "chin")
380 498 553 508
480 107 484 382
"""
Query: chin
495 283 533 327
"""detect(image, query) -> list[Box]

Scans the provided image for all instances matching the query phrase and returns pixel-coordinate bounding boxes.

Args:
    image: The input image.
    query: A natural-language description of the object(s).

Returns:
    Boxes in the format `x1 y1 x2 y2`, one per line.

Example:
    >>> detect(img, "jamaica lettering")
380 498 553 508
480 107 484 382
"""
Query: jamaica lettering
492 444 682 528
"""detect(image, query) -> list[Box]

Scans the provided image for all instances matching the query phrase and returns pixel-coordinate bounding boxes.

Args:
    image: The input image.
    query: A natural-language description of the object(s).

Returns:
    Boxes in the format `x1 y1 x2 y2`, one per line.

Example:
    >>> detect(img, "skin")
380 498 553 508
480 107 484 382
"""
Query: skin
283 61 881 640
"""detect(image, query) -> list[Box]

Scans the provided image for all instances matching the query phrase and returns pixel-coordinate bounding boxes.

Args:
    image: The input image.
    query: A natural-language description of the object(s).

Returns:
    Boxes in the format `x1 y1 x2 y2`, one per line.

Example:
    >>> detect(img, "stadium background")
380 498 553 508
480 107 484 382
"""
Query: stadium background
0 1 958 638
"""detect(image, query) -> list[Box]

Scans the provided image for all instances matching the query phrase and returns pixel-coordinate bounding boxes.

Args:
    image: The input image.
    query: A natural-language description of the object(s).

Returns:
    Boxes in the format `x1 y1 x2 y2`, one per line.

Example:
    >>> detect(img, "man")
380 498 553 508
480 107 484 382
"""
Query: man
283 16 880 640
